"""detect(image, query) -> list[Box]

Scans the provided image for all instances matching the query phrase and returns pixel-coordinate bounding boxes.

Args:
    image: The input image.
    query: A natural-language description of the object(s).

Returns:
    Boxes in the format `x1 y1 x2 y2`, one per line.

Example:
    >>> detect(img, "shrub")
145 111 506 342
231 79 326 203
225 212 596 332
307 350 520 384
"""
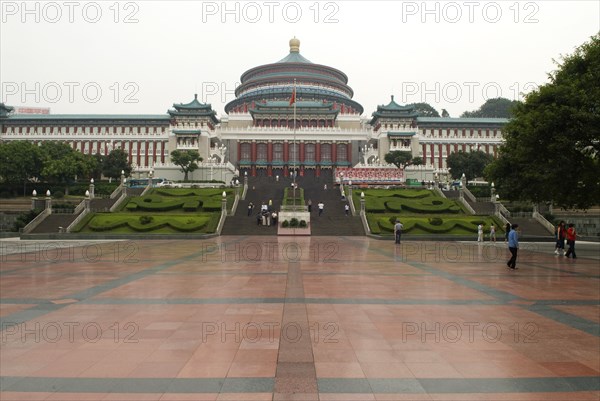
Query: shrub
11 209 42 232
282 220 290 228
388 216 398 225
139 215 153 225
299 220 307 228
53 191 64 199
125 203 138 210
290 218 299 227
429 217 443 226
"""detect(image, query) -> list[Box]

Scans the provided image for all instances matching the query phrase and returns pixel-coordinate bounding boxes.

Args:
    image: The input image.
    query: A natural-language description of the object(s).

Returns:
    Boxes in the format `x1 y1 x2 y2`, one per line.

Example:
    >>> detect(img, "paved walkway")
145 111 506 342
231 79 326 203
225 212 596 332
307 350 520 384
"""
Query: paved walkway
1 238 598 400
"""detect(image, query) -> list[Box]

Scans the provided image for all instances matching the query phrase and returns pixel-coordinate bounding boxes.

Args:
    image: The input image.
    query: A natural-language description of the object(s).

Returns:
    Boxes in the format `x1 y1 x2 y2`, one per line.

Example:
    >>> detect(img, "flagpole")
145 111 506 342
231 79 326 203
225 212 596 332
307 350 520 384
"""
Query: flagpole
293 79 297 209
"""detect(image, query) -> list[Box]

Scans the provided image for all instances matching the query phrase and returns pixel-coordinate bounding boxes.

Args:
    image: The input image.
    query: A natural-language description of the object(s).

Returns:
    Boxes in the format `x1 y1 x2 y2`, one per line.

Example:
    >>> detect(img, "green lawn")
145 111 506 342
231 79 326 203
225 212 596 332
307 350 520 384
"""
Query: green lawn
352 188 467 214
80 213 218 234
75 188 232 234
368 214 505 236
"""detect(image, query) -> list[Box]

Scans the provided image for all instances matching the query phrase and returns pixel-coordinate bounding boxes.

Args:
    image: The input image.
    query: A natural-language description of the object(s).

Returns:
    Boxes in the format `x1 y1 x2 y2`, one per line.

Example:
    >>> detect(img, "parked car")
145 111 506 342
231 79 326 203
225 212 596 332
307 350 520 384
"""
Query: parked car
156 180 181 188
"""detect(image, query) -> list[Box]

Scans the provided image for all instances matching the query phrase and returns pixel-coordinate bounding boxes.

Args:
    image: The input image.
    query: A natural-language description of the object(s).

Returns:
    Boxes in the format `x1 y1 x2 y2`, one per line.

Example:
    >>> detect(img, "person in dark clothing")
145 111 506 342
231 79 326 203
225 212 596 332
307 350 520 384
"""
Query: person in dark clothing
565 223 577 259
507 224 519 270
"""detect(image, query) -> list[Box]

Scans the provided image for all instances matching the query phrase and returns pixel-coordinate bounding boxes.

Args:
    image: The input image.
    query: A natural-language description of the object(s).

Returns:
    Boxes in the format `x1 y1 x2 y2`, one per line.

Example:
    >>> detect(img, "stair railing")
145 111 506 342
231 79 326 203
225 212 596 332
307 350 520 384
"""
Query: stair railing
22 208 51 234
532 206 555 234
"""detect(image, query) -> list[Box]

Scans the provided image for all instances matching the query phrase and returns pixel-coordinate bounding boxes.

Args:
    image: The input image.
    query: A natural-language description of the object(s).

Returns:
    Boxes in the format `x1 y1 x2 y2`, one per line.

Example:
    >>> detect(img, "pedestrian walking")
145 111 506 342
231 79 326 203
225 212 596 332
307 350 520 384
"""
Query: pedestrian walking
318 201 324 216
247 202 254 216
324 184 327 190
477 224 484 242
344 204 350 216
504 223 511 243
565 223 577 259
394 220 404 244
555 221 566 256
307 199 312 213
490 224 496 242
507 224 519 270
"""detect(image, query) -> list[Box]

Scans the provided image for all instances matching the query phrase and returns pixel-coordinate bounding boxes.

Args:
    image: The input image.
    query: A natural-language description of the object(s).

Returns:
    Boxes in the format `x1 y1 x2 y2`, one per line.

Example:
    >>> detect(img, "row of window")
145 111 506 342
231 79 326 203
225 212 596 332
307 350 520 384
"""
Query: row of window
240 143 348 161
3 126 167 135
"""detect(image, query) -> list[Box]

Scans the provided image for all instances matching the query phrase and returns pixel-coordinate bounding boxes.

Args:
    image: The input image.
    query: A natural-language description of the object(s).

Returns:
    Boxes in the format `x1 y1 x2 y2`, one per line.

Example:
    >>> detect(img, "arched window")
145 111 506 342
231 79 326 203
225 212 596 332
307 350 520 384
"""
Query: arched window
305 143 315 162
240 143 251 161
321 143 331 162
257 143 267 161
337 143 347 162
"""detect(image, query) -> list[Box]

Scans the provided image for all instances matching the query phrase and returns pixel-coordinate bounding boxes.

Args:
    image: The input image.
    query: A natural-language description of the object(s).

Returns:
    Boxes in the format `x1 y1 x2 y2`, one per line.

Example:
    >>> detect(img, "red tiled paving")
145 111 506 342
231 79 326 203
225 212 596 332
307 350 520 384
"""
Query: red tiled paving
0 237 598 400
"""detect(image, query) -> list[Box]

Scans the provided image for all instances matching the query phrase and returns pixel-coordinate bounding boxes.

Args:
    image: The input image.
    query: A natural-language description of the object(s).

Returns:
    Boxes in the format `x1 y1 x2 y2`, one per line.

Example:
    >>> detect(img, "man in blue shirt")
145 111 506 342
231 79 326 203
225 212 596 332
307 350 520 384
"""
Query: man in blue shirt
507 224 519 269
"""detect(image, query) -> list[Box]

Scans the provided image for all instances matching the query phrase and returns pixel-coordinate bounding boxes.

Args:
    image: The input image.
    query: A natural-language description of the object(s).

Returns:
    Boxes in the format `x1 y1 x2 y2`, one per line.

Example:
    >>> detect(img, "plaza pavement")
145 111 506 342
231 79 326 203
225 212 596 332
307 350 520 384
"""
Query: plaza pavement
1 237 598 400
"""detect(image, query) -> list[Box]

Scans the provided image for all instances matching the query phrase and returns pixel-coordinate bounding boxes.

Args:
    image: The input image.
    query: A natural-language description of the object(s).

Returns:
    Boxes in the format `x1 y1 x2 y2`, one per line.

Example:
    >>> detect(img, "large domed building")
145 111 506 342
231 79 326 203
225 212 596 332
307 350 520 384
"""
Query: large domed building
219 37 368 178
0 38 507 182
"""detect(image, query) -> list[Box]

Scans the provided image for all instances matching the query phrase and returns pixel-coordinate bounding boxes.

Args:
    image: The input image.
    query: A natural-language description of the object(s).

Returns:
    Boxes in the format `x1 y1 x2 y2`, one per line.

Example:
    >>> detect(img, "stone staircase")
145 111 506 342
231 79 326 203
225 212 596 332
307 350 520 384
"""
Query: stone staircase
302 171 364 236
221 170 364 236
509 217 553 238
29 213 79 234
221 176 285 236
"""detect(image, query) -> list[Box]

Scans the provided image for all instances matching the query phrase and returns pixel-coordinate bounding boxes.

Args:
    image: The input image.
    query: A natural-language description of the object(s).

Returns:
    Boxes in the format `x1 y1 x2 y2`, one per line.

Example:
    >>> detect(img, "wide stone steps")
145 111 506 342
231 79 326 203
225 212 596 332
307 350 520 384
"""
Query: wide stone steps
29 213 79 234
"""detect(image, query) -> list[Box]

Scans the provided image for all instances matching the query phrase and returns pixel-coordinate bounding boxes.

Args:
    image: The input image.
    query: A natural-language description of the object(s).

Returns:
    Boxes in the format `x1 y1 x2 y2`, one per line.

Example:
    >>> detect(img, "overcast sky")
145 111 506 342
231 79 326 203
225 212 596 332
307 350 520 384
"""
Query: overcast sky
1 1 598 118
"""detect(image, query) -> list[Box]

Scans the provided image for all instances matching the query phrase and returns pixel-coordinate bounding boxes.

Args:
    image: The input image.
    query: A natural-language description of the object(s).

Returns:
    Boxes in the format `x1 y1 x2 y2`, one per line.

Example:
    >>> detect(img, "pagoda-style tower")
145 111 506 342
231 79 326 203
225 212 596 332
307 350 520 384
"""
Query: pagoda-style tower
168 94 219 160
370 96 420 161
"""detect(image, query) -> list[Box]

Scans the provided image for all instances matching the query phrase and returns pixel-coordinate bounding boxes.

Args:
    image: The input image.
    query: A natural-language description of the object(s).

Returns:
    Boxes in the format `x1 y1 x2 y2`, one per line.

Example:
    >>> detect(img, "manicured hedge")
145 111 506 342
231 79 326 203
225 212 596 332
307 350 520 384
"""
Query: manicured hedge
355 189 463 214
368 215 505 235
87 214 211 233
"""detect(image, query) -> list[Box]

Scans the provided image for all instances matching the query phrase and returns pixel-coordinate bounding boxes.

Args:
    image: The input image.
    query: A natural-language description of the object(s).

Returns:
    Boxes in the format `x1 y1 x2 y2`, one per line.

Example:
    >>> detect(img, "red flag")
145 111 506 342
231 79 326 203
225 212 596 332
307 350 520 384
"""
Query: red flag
289 88 296 106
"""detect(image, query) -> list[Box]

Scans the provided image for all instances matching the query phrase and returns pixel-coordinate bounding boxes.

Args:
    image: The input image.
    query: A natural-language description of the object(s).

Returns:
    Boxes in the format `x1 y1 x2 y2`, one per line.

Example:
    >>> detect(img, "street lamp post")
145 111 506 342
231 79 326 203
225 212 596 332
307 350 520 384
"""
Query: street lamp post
89 178 95 199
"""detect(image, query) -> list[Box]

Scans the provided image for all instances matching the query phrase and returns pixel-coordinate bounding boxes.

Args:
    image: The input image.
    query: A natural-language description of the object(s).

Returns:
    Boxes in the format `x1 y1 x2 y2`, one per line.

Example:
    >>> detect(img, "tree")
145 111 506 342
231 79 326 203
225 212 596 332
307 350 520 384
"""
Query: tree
170 150 202 181
411 156 423 166
0 141 44 195
485 34 600 209
102 149 132 180
407 102 440 117
384 151 413 168
40 144 96 194
441 109 450 117
447 150 493 181
461 97 519 118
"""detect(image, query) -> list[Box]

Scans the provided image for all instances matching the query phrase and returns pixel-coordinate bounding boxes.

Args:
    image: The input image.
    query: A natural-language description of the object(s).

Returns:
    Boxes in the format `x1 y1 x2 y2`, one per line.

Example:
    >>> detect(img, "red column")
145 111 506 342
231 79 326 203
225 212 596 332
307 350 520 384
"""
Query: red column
316 142 321 163
267 141 273 163
346 143 351 165
251 141 257 163
332 142 337 163
300 142 305 163
462 144 466 152
438 144 443 169
144 142 148 167
430 144 435 166
137 141 141 167
237 142 242 164
153 141 157 166
283 141 289 163
128 142 133 164
422 144 427 161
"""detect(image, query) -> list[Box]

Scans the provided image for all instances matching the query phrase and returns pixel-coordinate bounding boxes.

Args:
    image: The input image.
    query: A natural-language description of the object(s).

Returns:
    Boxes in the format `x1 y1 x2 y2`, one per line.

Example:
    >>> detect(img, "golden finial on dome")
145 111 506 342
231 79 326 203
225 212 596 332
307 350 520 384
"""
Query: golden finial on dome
289 37 300 53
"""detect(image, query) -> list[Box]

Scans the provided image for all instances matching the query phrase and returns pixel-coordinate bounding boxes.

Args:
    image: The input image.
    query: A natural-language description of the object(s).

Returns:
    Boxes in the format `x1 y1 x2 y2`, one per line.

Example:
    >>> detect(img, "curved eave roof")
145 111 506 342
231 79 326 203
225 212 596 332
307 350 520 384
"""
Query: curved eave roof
172 95 213 111
277 52 312 64
3 114 170 122
256 101 334 109
241 62 348 86
417 117 509 126
249 109 339 116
